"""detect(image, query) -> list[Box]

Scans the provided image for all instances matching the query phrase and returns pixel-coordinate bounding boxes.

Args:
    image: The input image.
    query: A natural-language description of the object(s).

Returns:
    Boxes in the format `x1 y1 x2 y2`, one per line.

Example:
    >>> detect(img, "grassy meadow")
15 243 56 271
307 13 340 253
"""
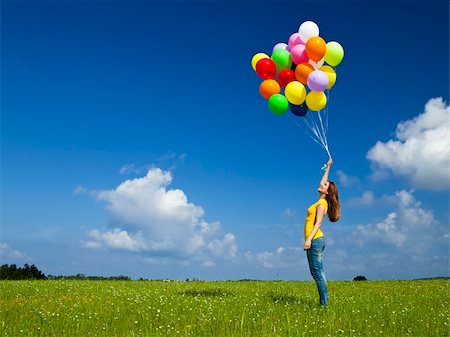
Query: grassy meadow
1 279 448 336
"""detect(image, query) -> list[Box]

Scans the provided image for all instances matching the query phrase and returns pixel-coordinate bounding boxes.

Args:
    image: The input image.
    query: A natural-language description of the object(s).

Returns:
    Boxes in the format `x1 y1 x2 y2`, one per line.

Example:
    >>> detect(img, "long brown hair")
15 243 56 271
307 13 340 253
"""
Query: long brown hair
326 181 340 222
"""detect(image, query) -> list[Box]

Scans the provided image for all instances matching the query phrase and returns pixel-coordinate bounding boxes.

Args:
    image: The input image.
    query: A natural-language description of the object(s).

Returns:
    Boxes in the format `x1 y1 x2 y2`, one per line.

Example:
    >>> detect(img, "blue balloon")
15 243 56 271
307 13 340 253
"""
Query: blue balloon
290 102 308 117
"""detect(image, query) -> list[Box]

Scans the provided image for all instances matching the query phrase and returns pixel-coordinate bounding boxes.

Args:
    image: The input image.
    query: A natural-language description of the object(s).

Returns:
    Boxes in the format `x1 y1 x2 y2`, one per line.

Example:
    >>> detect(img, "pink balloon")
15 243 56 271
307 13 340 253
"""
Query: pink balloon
307 70 329 92
290 44 308 65
288 33 302 49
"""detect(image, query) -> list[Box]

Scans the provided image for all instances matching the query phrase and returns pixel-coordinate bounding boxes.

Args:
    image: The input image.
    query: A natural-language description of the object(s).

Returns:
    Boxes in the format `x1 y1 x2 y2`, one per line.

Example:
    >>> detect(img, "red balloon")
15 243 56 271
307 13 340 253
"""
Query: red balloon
255 58 277 79
277 69 296 88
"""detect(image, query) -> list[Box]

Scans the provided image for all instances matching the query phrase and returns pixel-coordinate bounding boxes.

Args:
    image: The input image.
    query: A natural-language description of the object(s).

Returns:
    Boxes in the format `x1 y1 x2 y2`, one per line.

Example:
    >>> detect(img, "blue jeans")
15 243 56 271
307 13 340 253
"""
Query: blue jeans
306 237 328 306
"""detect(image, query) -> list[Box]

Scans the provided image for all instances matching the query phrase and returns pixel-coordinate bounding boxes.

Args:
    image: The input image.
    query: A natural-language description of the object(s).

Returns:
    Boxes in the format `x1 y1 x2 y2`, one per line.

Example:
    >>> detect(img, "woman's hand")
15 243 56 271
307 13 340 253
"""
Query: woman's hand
304 239 312 250
327 158 333 167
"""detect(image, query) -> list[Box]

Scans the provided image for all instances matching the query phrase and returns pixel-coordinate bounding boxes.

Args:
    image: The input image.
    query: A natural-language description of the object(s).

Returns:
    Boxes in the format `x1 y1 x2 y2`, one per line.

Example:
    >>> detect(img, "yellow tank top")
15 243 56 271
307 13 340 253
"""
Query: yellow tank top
304 198 328 240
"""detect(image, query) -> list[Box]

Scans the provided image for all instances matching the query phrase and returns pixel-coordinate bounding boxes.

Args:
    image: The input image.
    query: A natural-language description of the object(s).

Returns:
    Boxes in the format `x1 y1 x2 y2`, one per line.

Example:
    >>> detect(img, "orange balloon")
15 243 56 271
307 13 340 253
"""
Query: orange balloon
259 79 281 99
294 62 314 85
306 36 326 62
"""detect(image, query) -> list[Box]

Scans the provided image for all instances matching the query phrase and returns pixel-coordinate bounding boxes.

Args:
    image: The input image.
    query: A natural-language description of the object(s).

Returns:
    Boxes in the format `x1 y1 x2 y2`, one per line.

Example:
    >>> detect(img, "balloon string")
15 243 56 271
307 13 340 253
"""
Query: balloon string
324 89 332 157
308 112 321 141
309 110 331 158
305 111 323 145
309 111 327 152
318 110 331 158
290 116 319 145
289 115 327 150
324 89 330 133
303 113 321 139
318 111 328 150
296 116 330 156
306 122 329 152
286 90 332 159
302 114 327 151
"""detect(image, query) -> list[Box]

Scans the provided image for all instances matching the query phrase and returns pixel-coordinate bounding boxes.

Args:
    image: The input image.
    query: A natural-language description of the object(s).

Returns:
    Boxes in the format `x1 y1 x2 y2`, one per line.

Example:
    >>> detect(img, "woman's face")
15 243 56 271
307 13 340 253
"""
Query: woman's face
318 181 330 194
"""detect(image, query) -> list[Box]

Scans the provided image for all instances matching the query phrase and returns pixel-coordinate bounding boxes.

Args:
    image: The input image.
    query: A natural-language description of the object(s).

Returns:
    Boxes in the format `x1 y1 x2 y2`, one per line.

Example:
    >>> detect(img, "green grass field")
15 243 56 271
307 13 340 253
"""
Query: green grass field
1 279 448 336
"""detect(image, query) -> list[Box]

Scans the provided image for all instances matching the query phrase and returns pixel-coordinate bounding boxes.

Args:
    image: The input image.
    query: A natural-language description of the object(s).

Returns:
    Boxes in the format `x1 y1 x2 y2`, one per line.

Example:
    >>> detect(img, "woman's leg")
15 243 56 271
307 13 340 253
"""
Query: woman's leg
306 237 328 306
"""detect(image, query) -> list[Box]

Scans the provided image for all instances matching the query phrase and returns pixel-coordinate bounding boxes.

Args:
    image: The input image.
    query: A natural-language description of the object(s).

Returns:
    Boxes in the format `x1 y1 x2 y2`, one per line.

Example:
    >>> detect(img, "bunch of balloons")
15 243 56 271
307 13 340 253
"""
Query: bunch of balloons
251 21 344 116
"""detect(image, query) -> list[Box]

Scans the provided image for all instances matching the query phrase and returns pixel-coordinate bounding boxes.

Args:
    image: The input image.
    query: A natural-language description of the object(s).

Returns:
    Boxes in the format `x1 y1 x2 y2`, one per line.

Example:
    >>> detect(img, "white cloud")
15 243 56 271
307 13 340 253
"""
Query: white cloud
247 246 304 269
119 152 186 176
282 208 297 218
336 170 360 187
82 229 148 251
160 151 186 163
119 164 140 175
354 212 407 247
347 191 375 207
207 233 238 260
82 168 237 264
367 97 450 191
0 243 28 261
73 185 88 195
352 190 440 253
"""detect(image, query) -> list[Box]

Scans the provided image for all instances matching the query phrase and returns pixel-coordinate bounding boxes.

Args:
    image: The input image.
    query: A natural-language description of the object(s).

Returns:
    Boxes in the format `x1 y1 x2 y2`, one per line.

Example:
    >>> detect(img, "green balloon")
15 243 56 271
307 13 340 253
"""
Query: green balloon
271 49 292 72
268 94 288 115
324 41 344 67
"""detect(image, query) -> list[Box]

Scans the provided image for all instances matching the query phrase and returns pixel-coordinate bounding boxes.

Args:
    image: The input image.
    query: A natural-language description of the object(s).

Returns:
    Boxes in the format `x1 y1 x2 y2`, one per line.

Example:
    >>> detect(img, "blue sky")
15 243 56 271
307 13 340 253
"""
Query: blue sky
1 0 449 281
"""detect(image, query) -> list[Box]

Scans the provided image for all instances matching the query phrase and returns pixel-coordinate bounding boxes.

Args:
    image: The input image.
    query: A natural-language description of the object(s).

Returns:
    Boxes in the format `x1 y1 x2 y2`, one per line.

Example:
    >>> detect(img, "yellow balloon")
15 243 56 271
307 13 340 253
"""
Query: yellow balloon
324 41 344 67
306 91 327 111
251 53 270 71
285 81 306 105
319 65 336 89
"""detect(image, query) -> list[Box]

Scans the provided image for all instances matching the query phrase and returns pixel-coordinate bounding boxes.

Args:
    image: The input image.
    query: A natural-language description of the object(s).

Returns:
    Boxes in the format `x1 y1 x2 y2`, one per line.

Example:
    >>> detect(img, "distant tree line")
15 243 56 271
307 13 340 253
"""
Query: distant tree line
0 264 131 281
47 274 130 281
0 264 47 280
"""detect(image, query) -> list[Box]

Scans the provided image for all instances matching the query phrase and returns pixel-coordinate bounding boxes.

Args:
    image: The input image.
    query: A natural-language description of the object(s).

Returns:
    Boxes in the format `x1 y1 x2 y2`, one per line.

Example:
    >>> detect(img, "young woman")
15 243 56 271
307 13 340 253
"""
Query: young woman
303 158 340 307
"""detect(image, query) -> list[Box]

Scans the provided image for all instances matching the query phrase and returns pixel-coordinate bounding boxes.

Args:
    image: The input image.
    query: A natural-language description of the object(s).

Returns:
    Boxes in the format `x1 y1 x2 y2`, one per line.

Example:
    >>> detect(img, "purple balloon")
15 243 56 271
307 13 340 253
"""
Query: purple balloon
307 70 329 92
273 42 288 53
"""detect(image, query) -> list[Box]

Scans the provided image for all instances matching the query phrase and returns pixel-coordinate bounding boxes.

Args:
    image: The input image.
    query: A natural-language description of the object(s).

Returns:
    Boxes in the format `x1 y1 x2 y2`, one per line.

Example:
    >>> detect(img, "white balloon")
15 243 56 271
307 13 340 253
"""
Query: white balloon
308 58 325 70
298 21 319 44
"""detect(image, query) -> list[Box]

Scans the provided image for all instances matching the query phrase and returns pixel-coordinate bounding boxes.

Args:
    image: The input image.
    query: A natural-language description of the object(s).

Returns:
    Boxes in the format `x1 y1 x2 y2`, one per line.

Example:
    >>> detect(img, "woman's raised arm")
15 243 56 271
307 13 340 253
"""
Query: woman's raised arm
320 158 333 185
